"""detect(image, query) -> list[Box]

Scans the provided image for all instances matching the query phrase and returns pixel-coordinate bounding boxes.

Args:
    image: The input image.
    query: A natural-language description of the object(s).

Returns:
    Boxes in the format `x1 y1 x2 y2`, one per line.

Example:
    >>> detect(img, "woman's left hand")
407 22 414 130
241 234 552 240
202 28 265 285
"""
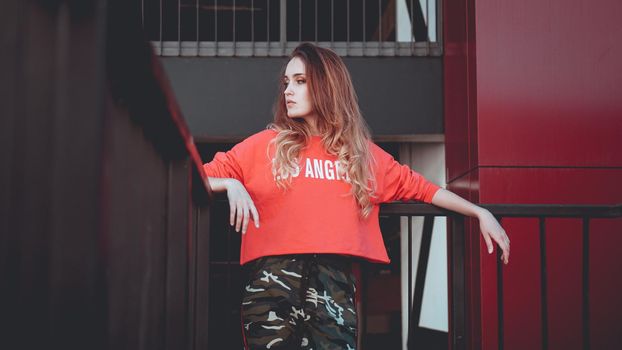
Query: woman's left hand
478 209 510 264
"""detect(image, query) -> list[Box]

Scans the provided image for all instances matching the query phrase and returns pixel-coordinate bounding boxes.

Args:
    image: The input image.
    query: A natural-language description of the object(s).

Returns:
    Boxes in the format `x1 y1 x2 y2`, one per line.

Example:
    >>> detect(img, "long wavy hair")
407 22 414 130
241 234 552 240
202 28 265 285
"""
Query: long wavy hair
268 43 376 217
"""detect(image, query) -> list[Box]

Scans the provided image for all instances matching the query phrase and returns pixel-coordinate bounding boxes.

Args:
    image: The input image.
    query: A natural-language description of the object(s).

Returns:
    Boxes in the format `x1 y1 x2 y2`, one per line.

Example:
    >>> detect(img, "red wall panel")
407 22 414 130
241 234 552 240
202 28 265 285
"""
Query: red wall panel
444 0 622 349
475 0 622 167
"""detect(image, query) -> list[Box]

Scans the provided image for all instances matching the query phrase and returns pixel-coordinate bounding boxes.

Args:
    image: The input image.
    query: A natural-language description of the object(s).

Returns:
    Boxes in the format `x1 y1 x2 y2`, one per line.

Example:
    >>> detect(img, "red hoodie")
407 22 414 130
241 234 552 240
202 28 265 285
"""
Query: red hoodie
203 129 440 265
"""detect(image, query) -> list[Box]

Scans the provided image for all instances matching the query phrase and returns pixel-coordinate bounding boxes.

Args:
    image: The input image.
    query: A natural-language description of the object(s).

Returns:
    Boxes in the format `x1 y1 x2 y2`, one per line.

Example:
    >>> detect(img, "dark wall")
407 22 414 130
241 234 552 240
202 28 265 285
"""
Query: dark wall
0 1 212 349
161 56 443 141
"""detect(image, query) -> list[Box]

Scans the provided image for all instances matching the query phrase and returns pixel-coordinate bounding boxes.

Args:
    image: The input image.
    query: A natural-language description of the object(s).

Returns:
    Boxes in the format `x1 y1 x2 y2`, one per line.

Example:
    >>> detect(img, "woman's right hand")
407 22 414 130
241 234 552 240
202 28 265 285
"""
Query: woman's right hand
223 179 260 234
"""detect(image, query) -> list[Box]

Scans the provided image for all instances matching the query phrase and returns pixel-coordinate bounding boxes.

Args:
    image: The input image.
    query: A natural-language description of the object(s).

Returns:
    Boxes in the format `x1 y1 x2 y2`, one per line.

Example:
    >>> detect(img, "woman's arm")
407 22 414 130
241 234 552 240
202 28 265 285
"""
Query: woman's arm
207 177 259 234
431 188 510 264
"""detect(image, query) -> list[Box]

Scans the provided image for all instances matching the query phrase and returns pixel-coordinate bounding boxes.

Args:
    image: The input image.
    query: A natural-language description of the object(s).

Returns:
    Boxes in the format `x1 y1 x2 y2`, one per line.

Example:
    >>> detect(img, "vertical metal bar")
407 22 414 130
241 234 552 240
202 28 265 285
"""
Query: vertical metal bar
178 0 181 55
362 0 366 55
346 0 350 55
159 0 163 55
426 0 430 53
314 0 318 43
267 0 270 45
407 215 413 341
331 0 334 44
225 219 232 341
215 0 219 56
251 0 255 56
410 0 414 55
196 0 199 56
233 0 236 56
582 217 590 350
378 0 382 54
540 217 548 350
279 0 287 56
497 216 505 350
437 0 443 52
141 0 145 27
280 0 286 55
298 0 302 42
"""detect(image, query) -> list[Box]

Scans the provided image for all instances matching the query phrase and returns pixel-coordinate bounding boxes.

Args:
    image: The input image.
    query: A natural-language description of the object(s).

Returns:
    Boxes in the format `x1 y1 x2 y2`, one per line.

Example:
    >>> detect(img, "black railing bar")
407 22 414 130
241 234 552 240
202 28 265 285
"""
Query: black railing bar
539 217 548 350
195 0 199 56
298 0 302 42
315 0 318 44
436 0 443 49
331 0 334 44
189 209 199 349
225 221 233 337
407 214 413 331
141 0 145 27
408 215 435 348
210 260 242 265
381 203 622 218
346 0 350 55
159 0 163 55
410 0 414 54
251 0 255 56
495 215 504 350
267 0 270 48
280 0 286 55
178 0 181 55
426 0 430 54
485 204 621 218
582 217 590 350
164 164 173 347
378 0 382 52
233 0 236 56
362 0 366 55
215 0 219 55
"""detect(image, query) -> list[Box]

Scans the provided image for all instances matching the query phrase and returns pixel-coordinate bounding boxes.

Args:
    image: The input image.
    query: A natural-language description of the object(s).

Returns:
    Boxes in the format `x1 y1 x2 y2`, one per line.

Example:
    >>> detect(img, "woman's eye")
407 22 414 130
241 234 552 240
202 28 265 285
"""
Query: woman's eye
297 80 306 84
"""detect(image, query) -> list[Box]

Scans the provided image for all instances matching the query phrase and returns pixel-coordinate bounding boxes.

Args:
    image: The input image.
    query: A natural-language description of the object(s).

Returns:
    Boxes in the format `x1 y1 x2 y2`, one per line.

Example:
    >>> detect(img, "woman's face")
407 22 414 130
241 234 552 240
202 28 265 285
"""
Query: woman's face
283 57 316 121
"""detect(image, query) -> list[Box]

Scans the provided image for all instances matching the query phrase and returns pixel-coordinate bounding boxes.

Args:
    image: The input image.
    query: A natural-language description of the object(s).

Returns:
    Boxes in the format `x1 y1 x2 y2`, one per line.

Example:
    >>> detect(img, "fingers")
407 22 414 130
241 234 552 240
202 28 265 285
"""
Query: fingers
230 200 259 234
225 180 259 234
235 203 243 232
250 204 260 228
241 205 250 234
482 231 494 254
493 232 510 265
229 203 236 227
501 235 510 264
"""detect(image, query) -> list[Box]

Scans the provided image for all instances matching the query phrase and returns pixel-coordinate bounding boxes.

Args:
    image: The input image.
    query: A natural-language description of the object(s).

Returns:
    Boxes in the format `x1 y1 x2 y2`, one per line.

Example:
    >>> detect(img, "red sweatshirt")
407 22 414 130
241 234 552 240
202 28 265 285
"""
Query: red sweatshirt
203 129 440 265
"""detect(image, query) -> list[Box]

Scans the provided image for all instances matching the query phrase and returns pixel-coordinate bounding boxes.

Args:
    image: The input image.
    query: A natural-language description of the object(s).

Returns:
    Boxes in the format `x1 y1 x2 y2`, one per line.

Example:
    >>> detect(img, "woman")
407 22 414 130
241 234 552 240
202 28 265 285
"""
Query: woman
203 43 510 349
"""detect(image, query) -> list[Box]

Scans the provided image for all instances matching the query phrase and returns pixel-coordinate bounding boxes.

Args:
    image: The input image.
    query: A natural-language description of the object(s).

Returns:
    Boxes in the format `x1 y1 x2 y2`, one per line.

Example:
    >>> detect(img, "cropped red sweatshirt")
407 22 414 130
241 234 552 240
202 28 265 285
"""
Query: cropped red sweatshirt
203 129 440 265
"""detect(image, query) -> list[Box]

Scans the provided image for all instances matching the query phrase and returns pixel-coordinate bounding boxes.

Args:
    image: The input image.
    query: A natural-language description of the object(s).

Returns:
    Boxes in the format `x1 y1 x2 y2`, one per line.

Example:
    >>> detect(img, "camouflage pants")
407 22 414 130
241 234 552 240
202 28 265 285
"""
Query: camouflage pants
241 254 357 349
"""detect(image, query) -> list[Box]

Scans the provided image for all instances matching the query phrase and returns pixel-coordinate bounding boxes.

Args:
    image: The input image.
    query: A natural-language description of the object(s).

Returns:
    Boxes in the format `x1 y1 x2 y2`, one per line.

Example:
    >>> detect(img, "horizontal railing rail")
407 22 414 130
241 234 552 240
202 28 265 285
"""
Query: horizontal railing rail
139 0 442 57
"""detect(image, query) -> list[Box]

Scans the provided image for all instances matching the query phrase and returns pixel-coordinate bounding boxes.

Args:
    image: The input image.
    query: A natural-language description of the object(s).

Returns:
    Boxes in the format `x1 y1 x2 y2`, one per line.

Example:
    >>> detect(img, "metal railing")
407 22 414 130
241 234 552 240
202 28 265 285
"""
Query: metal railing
140 0 442 57
206 200 622 349
380 203 622 350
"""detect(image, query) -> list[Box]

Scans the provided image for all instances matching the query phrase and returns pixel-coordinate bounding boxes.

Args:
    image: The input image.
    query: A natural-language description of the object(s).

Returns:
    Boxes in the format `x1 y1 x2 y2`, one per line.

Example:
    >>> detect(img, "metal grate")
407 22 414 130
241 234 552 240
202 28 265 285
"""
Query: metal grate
140 0 442 57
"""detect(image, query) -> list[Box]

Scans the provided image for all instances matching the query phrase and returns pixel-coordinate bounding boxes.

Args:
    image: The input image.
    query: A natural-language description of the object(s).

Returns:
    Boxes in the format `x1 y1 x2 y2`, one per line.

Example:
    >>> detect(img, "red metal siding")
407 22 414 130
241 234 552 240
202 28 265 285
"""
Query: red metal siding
444 0 622 349
475 0 622 167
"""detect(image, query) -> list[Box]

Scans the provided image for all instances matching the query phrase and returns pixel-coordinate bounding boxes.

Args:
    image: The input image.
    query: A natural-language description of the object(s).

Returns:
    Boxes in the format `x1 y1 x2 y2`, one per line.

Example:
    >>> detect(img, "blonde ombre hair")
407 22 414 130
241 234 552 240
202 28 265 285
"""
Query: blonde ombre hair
268 43 376 217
